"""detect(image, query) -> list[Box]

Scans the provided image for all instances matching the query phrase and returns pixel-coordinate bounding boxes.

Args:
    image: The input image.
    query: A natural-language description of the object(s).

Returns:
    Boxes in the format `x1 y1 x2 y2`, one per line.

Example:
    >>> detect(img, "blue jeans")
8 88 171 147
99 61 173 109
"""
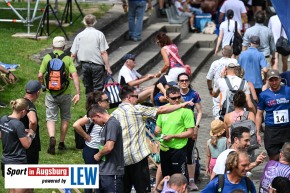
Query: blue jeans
83 144 99 193
95 175 123 193
128 0 147 40
189 7 203 14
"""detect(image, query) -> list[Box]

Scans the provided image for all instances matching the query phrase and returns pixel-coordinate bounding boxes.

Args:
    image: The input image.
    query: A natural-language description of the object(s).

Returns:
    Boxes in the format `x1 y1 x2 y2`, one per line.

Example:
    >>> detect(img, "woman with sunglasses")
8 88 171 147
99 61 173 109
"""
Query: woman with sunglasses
155 32 186 82
177 72 202 191
73 91 110 193
0 98 35 193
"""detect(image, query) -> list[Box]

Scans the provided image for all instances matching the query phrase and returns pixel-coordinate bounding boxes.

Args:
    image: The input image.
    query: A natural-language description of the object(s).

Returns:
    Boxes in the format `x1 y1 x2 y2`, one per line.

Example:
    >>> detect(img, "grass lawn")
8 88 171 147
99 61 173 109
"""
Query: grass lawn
0 2 111 192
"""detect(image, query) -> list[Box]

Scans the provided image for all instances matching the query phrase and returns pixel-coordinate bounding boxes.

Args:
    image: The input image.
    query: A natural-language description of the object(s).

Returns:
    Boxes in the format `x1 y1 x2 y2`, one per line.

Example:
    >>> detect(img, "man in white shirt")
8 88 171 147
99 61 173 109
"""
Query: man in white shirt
211 59 256 115
118 53 155 103
206 46 233 119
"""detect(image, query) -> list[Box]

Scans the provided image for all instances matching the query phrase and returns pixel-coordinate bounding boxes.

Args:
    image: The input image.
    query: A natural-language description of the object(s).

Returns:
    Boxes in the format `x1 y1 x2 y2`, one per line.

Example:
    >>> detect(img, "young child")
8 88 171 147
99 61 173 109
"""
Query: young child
206 119 227 176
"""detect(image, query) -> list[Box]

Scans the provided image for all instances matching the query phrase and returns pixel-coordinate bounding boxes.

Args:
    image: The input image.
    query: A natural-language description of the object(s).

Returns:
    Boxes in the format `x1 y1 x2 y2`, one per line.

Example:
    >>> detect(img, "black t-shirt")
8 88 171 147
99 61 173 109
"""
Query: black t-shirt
0 115 27 164
20 98 41 152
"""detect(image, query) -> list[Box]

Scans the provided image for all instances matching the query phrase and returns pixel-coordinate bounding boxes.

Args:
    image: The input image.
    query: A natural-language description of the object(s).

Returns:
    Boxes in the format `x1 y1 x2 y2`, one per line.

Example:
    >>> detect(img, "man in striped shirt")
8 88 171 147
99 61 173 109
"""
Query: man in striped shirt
112 86 193 193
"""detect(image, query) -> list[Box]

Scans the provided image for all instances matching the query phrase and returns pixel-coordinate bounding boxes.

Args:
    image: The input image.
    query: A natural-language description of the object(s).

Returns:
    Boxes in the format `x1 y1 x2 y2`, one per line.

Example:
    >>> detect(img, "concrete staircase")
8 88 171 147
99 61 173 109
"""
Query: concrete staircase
94 3 217 86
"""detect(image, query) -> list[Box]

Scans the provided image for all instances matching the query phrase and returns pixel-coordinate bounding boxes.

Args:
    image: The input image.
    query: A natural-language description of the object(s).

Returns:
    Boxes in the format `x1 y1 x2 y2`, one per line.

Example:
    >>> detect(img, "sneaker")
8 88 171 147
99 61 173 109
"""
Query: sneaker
47 137 56 155
188 181 199 191
58 142 67 150
0 101 6 108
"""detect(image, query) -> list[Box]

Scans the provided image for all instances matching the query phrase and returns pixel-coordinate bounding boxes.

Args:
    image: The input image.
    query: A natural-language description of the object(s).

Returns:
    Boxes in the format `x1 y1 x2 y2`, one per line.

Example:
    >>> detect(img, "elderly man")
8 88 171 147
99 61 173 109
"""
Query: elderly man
38 36 80 155
256 69 290 161
206 45 233 119
238 36 268 97
118 53 155 103
71 14 111 95
111 86 193 193
260 142 290 193
202 151 256 193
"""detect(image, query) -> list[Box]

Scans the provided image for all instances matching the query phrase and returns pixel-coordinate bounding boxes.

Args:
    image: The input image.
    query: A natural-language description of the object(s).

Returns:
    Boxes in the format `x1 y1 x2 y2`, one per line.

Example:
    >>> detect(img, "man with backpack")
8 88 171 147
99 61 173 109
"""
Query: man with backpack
210 126 266 180
201 151 257 193
38 36 80 155
211 59 256 120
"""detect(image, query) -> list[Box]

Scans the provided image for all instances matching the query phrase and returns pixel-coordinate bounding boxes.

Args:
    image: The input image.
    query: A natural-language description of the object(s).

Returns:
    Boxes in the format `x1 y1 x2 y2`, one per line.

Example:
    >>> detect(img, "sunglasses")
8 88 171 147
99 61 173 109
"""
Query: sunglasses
169 96 181 100
101 98 110 103
179 79 189 83
130 94 139 99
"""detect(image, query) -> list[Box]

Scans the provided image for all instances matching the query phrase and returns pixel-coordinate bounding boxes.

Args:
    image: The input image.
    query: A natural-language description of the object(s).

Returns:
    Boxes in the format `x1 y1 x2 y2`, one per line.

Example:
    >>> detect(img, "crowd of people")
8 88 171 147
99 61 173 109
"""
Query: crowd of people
1 0 290 192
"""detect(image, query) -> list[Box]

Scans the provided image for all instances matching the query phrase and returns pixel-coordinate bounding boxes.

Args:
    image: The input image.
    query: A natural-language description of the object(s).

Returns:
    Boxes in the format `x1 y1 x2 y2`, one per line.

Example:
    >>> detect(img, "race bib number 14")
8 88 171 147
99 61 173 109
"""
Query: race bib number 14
274 110 289 124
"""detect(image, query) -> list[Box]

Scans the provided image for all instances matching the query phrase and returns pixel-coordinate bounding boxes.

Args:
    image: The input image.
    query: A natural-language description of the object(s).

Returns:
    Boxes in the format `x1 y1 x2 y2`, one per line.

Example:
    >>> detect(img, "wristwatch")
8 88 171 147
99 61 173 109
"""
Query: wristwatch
27 133 35 140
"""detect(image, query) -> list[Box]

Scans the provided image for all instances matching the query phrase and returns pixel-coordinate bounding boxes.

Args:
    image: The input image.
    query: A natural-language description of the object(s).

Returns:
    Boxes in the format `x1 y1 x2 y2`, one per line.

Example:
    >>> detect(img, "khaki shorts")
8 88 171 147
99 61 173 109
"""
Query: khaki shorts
45 94 72 121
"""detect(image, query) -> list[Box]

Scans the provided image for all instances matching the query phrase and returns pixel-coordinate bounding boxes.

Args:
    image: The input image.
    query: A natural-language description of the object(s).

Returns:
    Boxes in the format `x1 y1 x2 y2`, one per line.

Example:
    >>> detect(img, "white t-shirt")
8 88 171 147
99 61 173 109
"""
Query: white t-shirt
213 149 236 174
268 15 288 44
214 75 250 105
118 65 141 85
219 20 241 48
174 1 185 16
219 0 247 30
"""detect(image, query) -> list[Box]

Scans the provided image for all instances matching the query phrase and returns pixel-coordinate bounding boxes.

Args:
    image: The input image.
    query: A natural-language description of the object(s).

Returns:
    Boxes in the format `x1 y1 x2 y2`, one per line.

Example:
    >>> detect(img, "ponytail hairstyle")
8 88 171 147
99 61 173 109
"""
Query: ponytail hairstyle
155 32 173 47
227 9 234 32
10 98 28 112
86 91 106 110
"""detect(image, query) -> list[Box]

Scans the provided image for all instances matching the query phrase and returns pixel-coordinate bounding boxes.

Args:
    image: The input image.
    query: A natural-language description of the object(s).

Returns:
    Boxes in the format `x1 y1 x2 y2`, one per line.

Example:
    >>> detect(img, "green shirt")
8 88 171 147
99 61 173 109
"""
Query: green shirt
39 50 76 95
156 106 195 149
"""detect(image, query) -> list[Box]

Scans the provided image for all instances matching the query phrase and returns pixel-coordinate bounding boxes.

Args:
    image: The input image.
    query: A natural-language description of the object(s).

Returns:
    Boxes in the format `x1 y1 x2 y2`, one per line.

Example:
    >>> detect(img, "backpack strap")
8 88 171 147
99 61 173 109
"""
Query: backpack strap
216 174 225 193
48 52 56 59
245 177 252 193
224 76 234 90
86 122 94 135
238 79 246 91
57 53 68 60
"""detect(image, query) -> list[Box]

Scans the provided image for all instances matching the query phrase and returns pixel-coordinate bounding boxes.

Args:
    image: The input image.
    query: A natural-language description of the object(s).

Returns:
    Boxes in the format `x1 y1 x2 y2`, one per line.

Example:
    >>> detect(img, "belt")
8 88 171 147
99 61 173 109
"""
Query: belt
80 61 102 65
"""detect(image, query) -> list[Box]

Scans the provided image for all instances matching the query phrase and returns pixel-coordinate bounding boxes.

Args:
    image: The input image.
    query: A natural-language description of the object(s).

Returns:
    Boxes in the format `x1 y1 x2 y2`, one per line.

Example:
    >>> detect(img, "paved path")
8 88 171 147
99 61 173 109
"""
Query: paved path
190 54 267 192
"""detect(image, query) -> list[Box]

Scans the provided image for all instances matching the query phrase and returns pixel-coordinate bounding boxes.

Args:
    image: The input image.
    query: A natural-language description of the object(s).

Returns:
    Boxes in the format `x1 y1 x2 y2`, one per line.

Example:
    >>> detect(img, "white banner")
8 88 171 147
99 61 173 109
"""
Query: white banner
5 164 99 189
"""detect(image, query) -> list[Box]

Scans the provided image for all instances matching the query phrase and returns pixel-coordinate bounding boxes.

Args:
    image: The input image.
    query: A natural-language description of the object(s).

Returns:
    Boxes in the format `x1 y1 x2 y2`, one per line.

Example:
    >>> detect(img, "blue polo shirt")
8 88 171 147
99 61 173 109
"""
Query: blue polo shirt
238 47 268 89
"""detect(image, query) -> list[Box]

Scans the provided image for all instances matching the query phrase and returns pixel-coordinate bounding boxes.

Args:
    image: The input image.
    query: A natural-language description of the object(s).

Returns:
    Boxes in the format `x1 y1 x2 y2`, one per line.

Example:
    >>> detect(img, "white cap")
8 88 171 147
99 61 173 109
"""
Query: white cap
227 58 239 68
53 36 66 47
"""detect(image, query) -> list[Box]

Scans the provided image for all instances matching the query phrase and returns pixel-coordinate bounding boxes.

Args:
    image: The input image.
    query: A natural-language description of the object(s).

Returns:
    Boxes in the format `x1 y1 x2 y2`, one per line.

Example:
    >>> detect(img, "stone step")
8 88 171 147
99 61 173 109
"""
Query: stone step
139 33 216 87
109 22 168 74
112 32 181 81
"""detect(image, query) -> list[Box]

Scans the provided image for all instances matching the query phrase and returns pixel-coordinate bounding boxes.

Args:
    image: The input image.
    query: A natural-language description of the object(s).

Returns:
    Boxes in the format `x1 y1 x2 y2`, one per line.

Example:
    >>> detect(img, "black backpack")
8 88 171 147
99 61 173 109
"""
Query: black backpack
219 77 245 121
276 26 290 56
216 174 252 193
45 53 69 96
74 122 94 149
230 21 243 55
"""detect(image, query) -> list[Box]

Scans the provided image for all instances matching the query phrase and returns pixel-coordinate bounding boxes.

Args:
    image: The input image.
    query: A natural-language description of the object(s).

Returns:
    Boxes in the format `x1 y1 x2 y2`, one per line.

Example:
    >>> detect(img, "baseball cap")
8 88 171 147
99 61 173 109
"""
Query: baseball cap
250 36 260 45
122 53 136 62
26 80 42 94
267 69 280 79
53 36 66 47
227 58 239 68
